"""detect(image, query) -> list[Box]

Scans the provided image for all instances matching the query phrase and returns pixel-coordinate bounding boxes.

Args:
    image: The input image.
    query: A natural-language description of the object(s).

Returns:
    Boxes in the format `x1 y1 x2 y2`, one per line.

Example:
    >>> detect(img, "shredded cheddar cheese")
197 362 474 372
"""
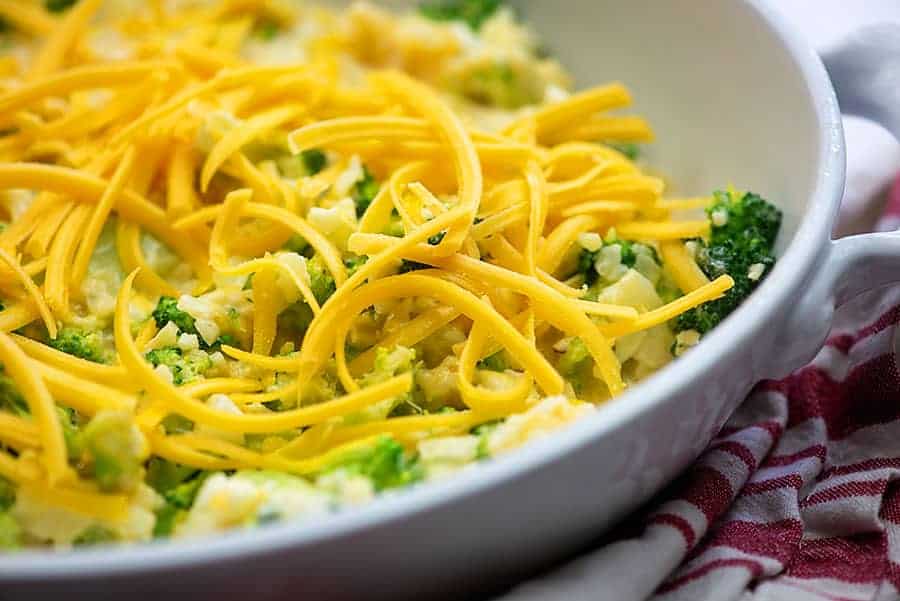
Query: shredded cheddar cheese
0 0 759 547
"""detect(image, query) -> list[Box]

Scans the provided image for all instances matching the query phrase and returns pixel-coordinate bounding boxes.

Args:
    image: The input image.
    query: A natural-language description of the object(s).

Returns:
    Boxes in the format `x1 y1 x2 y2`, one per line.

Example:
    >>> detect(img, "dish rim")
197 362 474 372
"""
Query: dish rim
0 0 846 579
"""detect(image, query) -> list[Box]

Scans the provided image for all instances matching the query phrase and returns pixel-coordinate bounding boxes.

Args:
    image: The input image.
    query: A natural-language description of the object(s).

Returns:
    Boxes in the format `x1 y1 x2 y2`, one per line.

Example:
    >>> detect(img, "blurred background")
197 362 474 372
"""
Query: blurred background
776 0 900 236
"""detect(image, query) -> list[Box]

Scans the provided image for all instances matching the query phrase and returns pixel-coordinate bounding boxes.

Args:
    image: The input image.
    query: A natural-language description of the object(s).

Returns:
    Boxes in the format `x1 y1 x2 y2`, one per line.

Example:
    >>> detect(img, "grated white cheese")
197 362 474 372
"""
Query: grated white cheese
747 262 766 281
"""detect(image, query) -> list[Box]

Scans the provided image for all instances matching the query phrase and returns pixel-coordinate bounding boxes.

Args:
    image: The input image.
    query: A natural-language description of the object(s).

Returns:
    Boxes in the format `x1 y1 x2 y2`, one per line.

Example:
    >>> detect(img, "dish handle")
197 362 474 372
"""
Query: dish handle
768 25 900 378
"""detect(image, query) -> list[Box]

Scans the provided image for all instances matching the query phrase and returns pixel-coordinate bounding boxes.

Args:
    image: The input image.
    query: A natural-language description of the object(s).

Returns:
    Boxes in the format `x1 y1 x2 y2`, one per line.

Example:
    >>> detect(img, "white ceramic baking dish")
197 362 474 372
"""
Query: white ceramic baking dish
2 1 899 599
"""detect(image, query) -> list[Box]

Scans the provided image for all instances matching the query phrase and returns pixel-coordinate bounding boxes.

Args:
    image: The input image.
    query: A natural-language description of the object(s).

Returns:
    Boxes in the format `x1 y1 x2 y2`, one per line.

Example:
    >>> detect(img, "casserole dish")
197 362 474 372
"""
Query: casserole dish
2 1 899 598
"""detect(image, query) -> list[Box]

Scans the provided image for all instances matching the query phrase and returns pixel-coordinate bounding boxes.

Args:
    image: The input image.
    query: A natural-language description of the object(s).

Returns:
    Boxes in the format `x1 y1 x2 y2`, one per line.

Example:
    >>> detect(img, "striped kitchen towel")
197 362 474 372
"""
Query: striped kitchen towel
499 184 900 598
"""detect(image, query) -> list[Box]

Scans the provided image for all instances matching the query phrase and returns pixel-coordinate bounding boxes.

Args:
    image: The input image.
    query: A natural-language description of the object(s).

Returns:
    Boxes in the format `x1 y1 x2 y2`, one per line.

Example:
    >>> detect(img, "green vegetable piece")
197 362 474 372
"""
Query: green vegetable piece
576 239 644 286
344 255 368 276
301 149 327 175
144 346 212 385
558 338 590 377
419 0 503 30
255 21 279 40
45 0 77 13
676 190 781 334
352 166 379 218
48 327 106 364
152 504 183 538
0 367 28 416
608 143 641 160
0 513 21 549
283 234 309 254
0 476 15 511
477 351 508 372
146 457 199 494
324 436 422 491
72 524 117 547
307 255 336 305
151 296 196 335
80 411 146 493
459 63 540 109
428 231 446 245
163 473 209 509
398 260 431 274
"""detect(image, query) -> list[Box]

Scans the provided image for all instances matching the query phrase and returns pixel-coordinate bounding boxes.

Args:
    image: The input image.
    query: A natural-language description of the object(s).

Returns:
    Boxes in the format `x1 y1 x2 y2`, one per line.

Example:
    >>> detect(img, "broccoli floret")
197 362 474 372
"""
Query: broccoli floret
344 255 368 276
576 238 643 287
146 459 208 538
428 231 446 245
72 524 117 547
146 458 199 494
151 297 196 336
145 346 212 385
45 0 77 12
307 255 336 305
323 436 422 491
352 166 379 218
48 327 106 364
0 476 14 511
0 513 20 549
419 0 503 30
79 411 147 493
676 190 782 334
278 302 314 339
456 62 542 109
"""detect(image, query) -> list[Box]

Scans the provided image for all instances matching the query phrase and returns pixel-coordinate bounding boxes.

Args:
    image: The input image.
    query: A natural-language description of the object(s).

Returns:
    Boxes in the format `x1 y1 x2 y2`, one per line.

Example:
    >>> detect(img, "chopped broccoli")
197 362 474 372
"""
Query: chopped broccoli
72 524 117 547
57 406 82 460
0 367 27 416
147 459 208 538
152 297 196 335
419 0 503 30
457 62 541 109
558 338 590 377
608 143 641 160
160 413 194 435
471 420 501 459
301 149 327 175
352 166 379 218
323 436 422 491
283 234 309 254
676 190 781 334
146 458 199 494
477 351 509 372
576 238 645 286
48 327 106 364
276 149 328 178
79 411 147 493
254 20 279 40
344 255 368 276
0 513 20 549
428 231 446 246
45 0 77 12
0 301 4 312
0 476 14 511
145 346 212 385
307 255 336 305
